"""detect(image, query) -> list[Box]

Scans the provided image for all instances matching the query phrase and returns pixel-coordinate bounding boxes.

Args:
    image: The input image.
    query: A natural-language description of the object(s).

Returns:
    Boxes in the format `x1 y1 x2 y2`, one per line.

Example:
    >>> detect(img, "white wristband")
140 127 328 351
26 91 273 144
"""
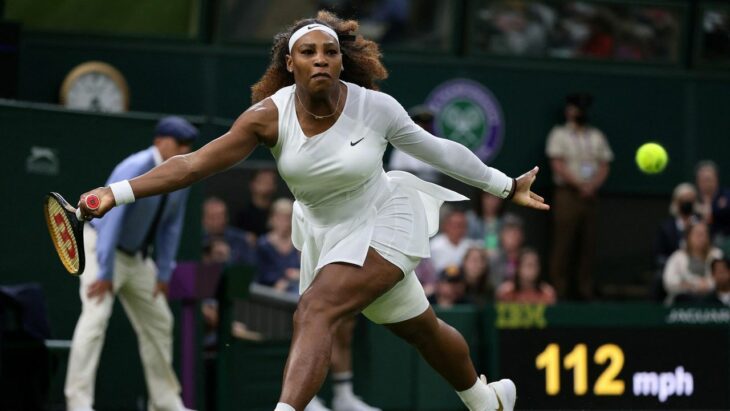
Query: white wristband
109 180 136 205
486 168 514 199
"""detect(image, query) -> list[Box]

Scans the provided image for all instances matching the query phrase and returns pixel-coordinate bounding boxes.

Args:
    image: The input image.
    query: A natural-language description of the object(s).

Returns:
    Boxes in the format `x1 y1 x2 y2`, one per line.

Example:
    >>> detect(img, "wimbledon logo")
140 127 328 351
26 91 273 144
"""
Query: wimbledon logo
425 79 504 162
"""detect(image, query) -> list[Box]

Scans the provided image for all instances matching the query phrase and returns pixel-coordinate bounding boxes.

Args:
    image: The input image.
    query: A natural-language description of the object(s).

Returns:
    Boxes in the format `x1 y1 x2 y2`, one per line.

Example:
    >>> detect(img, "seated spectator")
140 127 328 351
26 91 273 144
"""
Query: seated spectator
235 168 278 240
466 191 505 257
695 160 730 253
434 266 468 308
703 258 730 307
202 197 255 265
655 183 700 268
414 257 438 302
496 248 556 304
255 198 300 294
430 207 478 274
663 222 722 304
489 214 525 289
461 247 494 306
202 237 232 265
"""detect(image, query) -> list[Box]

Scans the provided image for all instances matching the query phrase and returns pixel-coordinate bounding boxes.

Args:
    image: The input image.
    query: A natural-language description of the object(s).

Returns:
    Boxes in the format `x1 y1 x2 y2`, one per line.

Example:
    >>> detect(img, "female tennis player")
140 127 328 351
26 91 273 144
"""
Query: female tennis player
79 11 549 411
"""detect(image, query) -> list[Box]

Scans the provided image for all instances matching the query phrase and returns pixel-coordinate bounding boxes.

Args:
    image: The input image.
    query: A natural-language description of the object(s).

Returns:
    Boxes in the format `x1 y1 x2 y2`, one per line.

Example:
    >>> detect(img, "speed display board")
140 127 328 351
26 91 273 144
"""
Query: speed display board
488 304 730 409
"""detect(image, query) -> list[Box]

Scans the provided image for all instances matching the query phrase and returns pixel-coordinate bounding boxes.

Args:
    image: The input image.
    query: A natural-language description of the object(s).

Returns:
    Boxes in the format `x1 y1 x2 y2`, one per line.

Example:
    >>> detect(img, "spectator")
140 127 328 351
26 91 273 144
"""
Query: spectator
489 214 525 290
546 92 613 300
652 183 700 301
496 248 556 305
703 257 730 306
414 257 438 302
202 197 255 265
434 266 468 308
655 183 700 268
466 192 505 258
235 168 278 240
695 160 730 253
461 247 493 306
255 198 300 294
388 105 441 183
663 222 722 305
430 207 477 274
202 237 232 265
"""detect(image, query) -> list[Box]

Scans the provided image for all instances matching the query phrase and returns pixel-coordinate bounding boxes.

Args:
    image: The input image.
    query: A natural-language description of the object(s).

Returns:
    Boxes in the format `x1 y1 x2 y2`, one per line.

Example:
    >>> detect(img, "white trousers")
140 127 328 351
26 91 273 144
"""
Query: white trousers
65 226 184 411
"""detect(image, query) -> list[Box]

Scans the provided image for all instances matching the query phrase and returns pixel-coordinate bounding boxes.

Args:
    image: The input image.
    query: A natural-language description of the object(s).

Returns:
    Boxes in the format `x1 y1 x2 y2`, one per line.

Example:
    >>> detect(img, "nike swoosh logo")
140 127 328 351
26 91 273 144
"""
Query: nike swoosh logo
307 25 314 30
350 138 364 146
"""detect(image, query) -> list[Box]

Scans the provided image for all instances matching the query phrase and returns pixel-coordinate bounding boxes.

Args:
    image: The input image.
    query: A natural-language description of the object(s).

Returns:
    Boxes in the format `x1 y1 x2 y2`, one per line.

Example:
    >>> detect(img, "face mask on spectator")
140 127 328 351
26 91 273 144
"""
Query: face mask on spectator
575 113 588 125
679 201 694 216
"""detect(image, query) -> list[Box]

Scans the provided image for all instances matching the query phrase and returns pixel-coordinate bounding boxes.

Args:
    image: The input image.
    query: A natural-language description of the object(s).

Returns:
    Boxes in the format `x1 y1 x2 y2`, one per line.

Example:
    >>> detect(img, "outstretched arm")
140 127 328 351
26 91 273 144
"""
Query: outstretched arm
78 99 279 219
384 95 548 210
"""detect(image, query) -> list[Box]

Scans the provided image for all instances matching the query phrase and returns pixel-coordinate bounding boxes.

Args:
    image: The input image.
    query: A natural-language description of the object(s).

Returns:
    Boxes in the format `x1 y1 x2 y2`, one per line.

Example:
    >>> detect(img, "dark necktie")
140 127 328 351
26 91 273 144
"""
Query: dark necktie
141 194 168 258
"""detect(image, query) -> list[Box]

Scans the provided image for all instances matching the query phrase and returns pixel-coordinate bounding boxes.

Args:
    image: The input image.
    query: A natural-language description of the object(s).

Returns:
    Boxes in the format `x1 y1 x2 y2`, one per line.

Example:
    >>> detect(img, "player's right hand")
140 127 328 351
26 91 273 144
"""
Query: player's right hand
77 187 116 220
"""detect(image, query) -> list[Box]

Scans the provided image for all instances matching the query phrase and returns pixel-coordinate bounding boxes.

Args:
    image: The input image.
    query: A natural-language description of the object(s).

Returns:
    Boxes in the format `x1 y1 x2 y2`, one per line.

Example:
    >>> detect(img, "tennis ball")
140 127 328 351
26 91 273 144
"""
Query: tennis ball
635 142 668 174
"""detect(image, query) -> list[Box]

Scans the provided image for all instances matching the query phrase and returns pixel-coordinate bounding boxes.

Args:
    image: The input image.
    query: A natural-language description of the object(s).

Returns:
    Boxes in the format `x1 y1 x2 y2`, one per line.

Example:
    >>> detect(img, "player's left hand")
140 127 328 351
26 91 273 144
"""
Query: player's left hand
153 281 169 298
512 166 550 211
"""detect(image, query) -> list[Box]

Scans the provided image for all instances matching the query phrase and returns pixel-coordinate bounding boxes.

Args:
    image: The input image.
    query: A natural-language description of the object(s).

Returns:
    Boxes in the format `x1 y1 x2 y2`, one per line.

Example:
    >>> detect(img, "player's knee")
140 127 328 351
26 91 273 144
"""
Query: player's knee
294 292 344 329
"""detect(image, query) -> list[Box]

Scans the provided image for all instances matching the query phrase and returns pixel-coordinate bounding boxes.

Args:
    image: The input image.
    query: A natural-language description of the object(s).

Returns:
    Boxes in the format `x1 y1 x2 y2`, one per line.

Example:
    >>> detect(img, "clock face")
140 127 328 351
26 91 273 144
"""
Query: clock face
66 72 125 113
60 62 129 113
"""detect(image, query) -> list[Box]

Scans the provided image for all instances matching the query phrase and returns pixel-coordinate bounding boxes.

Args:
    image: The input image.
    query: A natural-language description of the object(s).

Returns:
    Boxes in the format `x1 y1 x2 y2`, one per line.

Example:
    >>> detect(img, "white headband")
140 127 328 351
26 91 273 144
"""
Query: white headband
288 24 339 53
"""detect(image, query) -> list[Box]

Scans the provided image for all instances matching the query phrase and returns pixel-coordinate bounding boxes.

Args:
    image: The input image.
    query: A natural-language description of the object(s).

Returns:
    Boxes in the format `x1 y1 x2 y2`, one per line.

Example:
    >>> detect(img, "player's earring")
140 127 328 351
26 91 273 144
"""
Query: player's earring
341 65 345 71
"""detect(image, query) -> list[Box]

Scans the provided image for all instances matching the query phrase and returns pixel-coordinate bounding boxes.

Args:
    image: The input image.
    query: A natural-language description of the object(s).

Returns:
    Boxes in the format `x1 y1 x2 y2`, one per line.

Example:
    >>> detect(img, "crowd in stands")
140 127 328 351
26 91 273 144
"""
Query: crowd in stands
656 161 730 306
474 0 680 63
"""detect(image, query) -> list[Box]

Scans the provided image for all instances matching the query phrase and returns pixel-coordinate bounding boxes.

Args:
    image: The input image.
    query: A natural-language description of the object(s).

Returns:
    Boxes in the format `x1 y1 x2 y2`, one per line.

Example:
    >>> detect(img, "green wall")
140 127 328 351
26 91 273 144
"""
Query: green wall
16 34 730 194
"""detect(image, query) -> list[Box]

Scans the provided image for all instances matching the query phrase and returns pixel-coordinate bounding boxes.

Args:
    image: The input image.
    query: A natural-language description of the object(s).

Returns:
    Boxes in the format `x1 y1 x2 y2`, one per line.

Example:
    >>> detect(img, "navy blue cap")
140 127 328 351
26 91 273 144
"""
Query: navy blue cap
154 116 199 142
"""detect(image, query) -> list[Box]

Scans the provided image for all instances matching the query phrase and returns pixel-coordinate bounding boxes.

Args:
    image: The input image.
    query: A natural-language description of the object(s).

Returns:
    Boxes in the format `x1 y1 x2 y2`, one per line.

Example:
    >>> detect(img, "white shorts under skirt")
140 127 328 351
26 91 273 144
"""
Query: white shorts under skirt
364 245 428 324
292 171 468 324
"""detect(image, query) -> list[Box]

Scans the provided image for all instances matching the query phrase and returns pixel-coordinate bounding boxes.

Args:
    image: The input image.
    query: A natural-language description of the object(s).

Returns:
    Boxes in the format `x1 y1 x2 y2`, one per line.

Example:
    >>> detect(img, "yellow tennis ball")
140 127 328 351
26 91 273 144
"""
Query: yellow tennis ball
636 142 668 174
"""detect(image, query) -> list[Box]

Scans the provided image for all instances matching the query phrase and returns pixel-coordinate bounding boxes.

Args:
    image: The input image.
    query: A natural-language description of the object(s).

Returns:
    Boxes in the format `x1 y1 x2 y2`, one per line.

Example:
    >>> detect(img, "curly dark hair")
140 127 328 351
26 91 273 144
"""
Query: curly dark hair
251 10 389 104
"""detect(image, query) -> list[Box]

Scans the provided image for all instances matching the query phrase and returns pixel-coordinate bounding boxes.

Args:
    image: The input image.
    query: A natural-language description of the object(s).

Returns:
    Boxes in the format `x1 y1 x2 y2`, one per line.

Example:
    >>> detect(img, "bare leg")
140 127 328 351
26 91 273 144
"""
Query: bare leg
386 307 477 391
331 316 356 374
279 249 403 410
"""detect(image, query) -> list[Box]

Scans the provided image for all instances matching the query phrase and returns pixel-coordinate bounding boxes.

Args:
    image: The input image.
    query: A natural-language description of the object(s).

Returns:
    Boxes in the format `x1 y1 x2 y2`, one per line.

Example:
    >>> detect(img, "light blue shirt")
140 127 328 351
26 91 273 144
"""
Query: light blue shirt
93 146 189 282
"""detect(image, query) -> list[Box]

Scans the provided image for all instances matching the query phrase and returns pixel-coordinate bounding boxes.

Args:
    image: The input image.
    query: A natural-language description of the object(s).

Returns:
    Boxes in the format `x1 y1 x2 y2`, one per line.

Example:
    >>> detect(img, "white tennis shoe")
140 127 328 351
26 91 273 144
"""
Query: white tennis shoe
481 375 516 411
331 394 381 411
305 396 331 411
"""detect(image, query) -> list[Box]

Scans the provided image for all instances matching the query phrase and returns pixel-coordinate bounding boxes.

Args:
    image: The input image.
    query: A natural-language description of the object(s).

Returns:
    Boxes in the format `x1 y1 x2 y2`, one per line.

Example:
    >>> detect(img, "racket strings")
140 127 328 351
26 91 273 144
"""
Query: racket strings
45 200 80 272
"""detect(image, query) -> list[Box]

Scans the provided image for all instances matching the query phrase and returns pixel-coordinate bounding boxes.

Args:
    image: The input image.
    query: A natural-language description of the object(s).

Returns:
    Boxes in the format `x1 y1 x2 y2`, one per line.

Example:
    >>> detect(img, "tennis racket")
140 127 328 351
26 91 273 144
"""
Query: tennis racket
44 192 99 275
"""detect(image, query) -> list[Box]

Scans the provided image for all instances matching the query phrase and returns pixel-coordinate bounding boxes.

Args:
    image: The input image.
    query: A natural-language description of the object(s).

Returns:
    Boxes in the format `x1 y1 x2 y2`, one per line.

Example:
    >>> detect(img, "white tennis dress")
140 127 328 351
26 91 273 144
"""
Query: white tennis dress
269 81 513 324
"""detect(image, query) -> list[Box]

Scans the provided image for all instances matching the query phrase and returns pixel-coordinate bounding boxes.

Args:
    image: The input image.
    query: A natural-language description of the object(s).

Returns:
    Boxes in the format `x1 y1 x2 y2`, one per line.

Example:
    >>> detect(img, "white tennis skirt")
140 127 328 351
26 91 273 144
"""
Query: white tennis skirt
292 170 467 324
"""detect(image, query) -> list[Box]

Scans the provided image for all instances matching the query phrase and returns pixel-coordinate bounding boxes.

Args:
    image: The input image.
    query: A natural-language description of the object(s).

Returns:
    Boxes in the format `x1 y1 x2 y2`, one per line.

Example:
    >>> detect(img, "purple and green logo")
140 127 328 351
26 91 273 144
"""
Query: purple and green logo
425 79 504 162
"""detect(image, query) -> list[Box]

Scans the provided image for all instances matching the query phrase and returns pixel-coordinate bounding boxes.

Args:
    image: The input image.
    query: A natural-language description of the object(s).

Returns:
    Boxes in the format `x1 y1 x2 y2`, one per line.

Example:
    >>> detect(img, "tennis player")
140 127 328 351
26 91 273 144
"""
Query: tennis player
66 116 197 411
78 12 549 411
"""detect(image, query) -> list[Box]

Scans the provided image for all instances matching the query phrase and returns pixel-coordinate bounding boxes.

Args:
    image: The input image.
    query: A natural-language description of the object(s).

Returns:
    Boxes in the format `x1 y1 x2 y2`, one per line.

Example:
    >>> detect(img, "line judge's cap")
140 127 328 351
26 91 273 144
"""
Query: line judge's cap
155 116 199 142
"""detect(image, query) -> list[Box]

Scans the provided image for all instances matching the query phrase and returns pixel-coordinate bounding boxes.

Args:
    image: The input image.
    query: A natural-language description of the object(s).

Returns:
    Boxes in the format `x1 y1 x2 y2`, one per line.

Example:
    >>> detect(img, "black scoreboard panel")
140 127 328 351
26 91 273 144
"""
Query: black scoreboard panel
498 327 730 409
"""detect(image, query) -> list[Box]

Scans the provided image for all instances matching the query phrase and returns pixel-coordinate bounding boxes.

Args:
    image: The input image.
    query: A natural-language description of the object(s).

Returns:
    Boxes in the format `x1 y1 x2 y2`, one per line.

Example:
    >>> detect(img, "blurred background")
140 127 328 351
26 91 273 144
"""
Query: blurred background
1 0 729 410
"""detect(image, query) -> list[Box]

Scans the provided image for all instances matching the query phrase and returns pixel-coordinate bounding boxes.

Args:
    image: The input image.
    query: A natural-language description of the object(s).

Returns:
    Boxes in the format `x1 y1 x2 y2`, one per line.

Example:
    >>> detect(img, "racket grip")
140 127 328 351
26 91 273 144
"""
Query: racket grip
85 194 100 210
75 194 100 221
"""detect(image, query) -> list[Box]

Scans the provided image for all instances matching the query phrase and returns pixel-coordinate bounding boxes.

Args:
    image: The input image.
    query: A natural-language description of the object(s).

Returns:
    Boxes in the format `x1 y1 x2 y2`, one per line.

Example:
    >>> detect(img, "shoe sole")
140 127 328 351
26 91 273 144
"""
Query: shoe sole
489 379 516 411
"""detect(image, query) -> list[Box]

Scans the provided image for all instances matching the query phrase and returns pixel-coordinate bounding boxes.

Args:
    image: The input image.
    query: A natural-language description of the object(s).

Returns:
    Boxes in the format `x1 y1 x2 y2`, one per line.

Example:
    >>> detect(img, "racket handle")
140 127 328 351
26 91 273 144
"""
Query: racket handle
75 194 100 221
85 194 100 210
